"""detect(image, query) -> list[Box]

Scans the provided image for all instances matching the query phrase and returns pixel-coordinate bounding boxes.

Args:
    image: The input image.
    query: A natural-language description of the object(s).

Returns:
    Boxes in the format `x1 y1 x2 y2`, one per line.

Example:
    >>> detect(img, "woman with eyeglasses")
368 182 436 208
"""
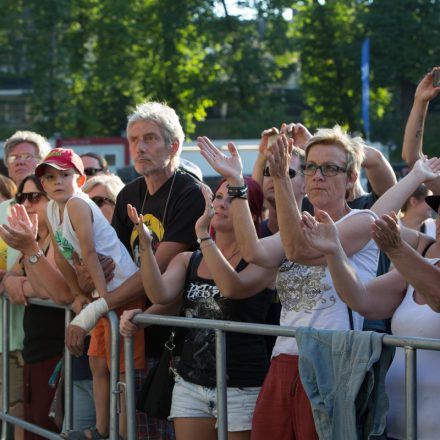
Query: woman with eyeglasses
197 126 381 440
82 174 124 222
0 174 75 439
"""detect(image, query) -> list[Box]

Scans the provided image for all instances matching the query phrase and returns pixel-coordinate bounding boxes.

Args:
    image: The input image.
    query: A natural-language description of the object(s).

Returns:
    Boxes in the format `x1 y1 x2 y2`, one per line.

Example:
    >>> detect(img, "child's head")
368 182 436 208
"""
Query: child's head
36 148 86 201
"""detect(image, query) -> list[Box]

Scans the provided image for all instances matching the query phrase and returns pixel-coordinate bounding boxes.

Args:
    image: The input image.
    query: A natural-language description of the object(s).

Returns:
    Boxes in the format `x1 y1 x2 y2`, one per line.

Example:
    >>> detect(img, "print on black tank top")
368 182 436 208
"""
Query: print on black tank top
177 250 271 388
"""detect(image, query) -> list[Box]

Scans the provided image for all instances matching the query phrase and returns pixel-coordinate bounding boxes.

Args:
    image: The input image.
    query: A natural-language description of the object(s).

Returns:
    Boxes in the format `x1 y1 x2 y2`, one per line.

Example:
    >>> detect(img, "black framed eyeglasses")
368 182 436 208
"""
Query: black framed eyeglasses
91 196 115 208
15 192 46 205
84 167 104 177
301 163 347 177
263 166 297 179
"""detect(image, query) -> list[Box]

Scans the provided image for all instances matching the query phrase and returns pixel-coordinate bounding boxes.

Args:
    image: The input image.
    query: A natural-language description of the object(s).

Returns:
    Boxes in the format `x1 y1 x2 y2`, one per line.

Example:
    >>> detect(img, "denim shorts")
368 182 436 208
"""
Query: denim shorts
169 375 260 432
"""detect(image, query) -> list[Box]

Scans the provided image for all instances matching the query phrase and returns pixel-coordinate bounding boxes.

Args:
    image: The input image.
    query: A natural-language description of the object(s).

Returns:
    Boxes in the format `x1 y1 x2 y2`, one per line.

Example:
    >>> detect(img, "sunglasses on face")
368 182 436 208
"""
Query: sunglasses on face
91 196 115 208
263 166 297 179
15 192 46 205
84 167 103 177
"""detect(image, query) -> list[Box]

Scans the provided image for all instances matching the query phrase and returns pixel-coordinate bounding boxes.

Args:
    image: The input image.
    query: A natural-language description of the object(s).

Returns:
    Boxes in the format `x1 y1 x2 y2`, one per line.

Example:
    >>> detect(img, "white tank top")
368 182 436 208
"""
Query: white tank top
386 258 440 440
272 209 379 357
46 191 138 291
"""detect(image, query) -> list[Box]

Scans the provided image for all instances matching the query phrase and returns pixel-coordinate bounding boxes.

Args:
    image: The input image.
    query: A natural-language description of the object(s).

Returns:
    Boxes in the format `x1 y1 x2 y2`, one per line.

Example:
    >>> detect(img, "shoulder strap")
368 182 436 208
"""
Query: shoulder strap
347 307 354 331
184 250 202 291
421 240 435 257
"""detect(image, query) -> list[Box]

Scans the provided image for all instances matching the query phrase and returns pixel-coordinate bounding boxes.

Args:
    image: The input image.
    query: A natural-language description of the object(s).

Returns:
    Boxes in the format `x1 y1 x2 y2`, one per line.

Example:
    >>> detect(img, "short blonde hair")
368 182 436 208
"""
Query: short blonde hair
305 125 365 200
82 174 125 203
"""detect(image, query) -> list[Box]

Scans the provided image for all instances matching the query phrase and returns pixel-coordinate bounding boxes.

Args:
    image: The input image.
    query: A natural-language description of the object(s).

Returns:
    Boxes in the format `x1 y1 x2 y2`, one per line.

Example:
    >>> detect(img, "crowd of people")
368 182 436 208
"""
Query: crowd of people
0 66 439 440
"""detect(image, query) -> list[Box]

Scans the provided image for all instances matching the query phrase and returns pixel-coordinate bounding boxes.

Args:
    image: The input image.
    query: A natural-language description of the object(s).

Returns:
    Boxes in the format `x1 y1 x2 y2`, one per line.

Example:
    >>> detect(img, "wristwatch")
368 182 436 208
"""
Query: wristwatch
28 249 44 264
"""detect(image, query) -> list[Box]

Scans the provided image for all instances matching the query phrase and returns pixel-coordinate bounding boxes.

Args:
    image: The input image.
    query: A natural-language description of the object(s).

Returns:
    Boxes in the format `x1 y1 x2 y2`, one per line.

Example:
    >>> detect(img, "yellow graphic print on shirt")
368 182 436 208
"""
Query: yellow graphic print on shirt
130 213 164 266
0 238 7 270
277 259 334 313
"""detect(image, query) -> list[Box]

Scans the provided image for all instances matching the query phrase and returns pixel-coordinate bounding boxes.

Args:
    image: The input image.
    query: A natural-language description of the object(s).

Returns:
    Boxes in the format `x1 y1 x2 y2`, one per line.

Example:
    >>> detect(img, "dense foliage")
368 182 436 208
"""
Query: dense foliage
0 0 439 157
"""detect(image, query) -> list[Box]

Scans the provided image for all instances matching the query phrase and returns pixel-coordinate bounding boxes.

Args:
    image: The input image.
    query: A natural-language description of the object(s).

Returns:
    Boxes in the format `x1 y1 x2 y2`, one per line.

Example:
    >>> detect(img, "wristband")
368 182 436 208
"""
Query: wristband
227 184 248 200
200 239 215 250
197 236 212 245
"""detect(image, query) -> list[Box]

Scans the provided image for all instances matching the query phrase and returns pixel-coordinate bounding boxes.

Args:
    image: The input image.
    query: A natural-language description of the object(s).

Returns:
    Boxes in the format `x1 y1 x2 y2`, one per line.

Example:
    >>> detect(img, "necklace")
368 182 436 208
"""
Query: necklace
140 171 177 229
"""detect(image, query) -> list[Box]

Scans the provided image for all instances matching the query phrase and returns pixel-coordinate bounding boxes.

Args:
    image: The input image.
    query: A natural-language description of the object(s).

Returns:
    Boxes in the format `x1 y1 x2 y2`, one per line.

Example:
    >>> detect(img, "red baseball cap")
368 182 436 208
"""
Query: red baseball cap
35 148 85 178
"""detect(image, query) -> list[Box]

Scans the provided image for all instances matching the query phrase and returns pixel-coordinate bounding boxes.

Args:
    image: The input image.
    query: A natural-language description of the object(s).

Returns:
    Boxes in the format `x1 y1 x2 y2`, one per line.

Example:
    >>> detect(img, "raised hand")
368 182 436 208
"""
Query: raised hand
8 204 37 236
301 210 341 255
415 67 440 102
371 212 403 254
259 127 279 156
127 203 152 249
411 155 440 182
0 205 40 255
267 134 293 178
195 185 214 239
197 136 243 182
283 123 312 149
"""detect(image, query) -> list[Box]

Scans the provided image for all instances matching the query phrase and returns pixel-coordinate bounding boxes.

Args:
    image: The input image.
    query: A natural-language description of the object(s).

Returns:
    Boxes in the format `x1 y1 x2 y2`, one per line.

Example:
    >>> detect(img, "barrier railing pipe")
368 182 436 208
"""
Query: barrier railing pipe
1 296 10 440
215 329 227 440
64 308 73 432
124 336 136 440
405 347 417 440
108 311 120 440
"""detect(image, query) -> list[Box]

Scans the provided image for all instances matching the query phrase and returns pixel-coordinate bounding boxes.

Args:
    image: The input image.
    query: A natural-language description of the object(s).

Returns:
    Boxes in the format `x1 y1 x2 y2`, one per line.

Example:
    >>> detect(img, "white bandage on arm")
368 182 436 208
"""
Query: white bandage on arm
70 298 109 333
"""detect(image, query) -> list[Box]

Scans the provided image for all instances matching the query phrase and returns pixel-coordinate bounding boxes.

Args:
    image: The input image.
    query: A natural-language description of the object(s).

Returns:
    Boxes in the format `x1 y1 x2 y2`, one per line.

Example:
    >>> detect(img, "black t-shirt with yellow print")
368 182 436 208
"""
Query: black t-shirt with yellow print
112 168 205 357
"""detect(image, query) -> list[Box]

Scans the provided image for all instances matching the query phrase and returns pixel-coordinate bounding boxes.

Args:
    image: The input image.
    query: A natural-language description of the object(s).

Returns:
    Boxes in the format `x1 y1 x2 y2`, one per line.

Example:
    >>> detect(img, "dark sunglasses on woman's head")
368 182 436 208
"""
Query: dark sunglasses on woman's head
91 196 115 208
263 166 297 179
84 167 103 177
15 192 46 205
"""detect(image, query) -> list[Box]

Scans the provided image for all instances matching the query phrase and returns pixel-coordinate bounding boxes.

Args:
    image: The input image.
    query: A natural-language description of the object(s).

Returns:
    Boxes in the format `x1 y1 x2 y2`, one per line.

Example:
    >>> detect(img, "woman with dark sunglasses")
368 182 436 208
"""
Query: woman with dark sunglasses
0 174 75 439
82 174 124 223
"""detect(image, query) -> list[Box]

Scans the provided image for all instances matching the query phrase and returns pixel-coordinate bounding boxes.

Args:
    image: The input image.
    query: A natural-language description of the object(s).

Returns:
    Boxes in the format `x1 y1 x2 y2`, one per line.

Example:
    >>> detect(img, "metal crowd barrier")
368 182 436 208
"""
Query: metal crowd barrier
124 313 440 440
0 296 121 440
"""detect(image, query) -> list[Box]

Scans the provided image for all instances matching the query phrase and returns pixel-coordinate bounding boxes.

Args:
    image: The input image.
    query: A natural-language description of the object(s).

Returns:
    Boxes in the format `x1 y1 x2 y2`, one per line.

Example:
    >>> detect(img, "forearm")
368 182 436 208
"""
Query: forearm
24 259 74 304
371 170 424 217
251 153 266 189
363 147 396 196
324 244 370 314
402 99 428 166
387 241 440 312
139 245 175 304
144 297 182 317
81 251 108 297
105 271 145 309
199 240 246 297
273 176 311 261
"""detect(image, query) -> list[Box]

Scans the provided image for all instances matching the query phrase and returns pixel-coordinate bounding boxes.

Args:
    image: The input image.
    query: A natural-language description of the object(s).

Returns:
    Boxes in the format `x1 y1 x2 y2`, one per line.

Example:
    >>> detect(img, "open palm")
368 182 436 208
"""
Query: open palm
301 210 341 255
197 136 243 180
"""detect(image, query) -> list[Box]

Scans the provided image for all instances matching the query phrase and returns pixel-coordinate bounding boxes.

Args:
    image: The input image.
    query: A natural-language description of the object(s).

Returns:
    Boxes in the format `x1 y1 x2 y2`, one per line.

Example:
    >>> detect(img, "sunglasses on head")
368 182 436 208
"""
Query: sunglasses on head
263 166 297 179
84 167 103 177
91 196 115 208
15 192 46 205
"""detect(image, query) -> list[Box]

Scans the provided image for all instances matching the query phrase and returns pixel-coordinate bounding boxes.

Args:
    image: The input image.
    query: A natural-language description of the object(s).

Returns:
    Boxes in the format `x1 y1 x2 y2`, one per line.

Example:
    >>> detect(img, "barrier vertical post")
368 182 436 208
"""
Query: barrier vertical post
64 308 73 431
124 336 136 440
215 329 227 440
405 346 417 440
108 311 120 440
1 296 10 440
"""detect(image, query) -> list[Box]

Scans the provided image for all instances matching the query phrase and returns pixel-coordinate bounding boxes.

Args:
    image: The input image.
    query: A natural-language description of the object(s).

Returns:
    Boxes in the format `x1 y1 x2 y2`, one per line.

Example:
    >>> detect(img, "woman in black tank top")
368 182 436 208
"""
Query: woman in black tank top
121 177 277 440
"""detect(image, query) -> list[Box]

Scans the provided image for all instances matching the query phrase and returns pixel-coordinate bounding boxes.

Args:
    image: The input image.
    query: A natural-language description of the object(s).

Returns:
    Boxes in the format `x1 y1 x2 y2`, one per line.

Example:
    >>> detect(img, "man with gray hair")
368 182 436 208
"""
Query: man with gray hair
66 101 204 440
0 130 51 440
